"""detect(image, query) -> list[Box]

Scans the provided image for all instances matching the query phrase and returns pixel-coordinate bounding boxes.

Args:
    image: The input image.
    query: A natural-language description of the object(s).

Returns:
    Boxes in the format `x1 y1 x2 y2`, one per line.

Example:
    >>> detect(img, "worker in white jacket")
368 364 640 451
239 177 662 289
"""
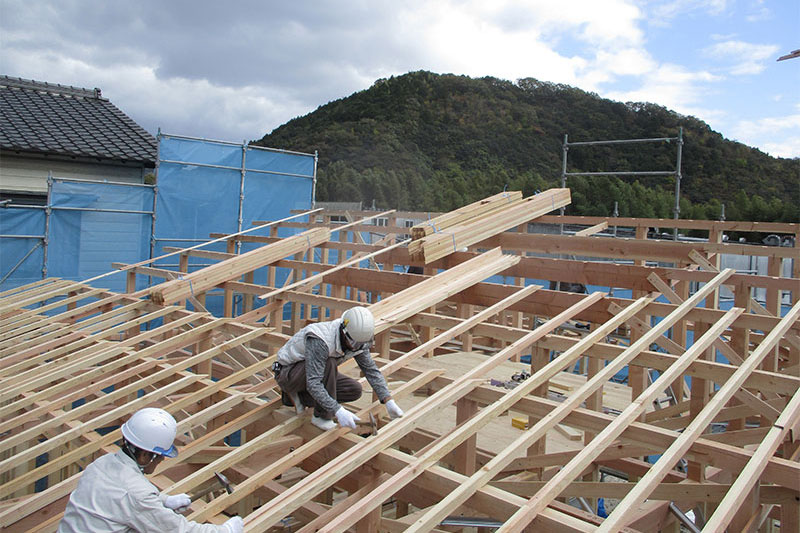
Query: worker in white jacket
58 408 244 533
275 306 404 431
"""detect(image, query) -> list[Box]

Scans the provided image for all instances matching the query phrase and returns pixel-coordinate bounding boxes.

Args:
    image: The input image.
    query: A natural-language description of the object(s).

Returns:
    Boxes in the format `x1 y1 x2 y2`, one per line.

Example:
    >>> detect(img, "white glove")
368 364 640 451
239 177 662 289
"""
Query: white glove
164 493 191 512
385 399 404 419
223 516 244 533
335 406 360 429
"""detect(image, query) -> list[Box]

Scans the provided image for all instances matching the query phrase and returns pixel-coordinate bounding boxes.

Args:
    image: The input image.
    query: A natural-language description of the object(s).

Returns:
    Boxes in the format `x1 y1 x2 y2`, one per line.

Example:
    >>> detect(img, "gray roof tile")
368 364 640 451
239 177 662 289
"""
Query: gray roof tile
0 75 156 165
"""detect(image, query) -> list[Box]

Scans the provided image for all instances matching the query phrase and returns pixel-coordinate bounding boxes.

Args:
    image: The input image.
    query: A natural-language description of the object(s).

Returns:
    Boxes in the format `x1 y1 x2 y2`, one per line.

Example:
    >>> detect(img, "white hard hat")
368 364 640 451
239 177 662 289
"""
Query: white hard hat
342 306 375 343
121 408 178 458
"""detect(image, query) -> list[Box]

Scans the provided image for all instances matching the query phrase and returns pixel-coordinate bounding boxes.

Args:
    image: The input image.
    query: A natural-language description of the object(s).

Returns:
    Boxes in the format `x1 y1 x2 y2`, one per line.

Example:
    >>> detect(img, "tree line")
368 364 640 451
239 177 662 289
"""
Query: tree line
256 71 799 224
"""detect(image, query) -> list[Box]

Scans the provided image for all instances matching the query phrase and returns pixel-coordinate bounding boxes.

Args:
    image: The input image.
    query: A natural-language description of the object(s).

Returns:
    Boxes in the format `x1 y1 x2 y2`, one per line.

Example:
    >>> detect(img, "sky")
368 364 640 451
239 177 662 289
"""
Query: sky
1 0 798 158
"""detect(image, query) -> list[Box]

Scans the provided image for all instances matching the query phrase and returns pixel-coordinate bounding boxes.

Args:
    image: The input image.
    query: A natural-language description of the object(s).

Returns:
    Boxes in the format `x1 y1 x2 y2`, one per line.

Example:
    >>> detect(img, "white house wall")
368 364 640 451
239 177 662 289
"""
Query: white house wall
0 153 147 193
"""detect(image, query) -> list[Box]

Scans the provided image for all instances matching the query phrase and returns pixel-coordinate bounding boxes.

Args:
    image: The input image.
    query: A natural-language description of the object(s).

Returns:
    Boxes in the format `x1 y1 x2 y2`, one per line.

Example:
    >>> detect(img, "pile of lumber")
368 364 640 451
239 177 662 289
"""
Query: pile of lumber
149 227 331 305
408 188 571 264
411 190 523 239
370 247 520 330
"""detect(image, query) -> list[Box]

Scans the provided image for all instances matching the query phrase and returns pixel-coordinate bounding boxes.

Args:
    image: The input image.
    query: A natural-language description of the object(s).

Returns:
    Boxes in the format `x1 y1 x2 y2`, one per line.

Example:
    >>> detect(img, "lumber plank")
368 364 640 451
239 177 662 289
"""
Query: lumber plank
149 227 332 305
410 191 523 239
409 189 570 264
597 299 800 531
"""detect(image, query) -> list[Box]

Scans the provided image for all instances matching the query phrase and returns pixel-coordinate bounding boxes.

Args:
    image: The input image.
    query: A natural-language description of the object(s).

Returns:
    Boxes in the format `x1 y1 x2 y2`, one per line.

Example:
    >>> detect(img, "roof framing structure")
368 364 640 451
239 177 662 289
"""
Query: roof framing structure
1 189 799 532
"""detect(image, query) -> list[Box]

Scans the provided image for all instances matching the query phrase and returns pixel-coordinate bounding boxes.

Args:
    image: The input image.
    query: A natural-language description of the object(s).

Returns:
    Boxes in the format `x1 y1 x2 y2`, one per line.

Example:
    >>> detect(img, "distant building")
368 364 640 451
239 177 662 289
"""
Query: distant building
0 76 156 204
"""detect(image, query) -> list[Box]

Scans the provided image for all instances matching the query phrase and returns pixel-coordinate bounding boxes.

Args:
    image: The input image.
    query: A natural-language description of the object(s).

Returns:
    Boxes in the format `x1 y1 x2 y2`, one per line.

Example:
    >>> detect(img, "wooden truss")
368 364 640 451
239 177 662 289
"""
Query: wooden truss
1 196 799 532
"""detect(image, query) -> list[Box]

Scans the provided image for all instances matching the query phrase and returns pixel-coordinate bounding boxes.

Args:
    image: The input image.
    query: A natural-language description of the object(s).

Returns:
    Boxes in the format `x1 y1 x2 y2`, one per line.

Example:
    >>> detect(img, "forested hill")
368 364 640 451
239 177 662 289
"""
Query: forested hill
255 71 799 222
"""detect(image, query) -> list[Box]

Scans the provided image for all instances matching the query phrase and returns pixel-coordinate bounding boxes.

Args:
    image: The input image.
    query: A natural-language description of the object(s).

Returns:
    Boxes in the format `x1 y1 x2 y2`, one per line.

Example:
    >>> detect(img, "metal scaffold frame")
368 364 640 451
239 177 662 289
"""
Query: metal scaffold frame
560 129 684 237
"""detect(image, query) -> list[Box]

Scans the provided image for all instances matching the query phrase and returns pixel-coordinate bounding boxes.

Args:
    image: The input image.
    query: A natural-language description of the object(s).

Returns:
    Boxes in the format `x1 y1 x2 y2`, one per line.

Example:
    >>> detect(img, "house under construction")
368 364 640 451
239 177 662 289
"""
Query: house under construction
1 188 798 532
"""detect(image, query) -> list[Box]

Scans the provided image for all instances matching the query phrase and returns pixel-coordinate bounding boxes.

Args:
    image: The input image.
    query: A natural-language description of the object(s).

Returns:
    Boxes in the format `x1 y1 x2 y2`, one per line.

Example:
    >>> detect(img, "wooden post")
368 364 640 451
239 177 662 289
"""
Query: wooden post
528 345 550 479
583 339 602 510
453 398 478 475
728 283 752 432
224 239 236 317
356 466 382 533
670 277 689 403
630 225 649 427
458 303 474 352
376 331 390 360
242 271 254 314
179 252 190 310
730 485 761 532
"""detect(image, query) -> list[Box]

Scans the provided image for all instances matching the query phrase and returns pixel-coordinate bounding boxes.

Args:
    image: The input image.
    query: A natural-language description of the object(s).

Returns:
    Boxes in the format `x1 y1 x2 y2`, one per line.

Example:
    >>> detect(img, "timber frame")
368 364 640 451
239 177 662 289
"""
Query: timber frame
1 190 799 533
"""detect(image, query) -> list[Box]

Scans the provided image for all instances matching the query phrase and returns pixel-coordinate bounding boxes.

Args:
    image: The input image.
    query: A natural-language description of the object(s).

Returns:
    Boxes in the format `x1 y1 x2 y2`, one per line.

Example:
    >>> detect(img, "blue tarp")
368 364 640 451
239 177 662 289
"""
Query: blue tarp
152 135 315 316
0 208 46 287
0 134 315 311
49 180 153 293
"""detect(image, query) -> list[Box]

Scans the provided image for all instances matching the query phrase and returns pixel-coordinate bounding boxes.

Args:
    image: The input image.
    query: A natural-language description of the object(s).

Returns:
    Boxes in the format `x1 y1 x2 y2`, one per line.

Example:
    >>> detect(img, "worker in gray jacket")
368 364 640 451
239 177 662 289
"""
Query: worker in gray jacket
274 306 404 431
58 408 244 533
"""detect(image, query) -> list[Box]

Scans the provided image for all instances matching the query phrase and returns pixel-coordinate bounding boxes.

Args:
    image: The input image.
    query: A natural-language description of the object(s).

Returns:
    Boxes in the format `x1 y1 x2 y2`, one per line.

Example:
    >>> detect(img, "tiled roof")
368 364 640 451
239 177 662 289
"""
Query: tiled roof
0 76 156 165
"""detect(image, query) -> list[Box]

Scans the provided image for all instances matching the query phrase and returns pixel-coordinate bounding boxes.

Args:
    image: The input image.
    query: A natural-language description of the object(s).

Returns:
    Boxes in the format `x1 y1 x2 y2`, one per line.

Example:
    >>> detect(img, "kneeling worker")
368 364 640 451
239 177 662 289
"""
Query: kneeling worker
58 407 244 533
274 306 404 430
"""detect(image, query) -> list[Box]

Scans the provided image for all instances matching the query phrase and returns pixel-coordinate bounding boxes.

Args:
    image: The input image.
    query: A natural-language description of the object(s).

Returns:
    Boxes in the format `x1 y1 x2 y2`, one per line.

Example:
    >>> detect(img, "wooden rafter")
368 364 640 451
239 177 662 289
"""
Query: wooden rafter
1 194 798 533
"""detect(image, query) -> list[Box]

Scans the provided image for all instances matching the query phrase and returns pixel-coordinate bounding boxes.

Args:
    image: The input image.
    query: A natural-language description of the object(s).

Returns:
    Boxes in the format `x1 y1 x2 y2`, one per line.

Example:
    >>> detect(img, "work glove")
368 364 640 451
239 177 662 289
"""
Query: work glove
223 516 244 533
163 493 191 513
385 399 404 419
335 406 360 429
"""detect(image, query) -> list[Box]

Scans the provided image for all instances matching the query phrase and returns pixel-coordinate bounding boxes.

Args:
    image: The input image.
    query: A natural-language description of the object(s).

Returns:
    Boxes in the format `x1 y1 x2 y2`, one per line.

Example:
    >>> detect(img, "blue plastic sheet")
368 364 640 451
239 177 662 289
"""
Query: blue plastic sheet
48 180 153 292
0 207 46 288
153 135 315 316
0 135 315 306
154 136 314 258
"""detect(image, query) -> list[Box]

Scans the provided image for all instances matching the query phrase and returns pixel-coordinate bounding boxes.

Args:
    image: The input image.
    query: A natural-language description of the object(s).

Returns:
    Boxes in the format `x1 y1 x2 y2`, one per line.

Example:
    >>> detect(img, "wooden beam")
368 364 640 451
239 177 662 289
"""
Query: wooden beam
148 227 332 305
369 247 520 331
409 189 570 264
501 307 741 527
313 293 609 532
598 299 800 531
702 383 800 531
411 191 523 238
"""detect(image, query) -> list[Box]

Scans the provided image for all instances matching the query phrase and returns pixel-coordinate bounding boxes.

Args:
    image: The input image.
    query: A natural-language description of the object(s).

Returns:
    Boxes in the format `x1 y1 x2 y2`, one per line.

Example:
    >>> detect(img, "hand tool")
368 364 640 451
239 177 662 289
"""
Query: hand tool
354 412 378 436
189 471 235 501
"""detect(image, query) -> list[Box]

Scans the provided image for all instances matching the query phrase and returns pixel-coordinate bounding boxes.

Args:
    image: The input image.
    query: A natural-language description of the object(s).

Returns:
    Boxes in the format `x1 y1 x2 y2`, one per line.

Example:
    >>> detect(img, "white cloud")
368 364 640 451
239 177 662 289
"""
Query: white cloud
1 0 653 141
0 46 309 142
745 0 772 22
0 0 795 157
594 48 657 77
393 0 645 88
603 63 720 116
704 40 780 75
729 112 800 158
651 0 731 20
760 138 800 159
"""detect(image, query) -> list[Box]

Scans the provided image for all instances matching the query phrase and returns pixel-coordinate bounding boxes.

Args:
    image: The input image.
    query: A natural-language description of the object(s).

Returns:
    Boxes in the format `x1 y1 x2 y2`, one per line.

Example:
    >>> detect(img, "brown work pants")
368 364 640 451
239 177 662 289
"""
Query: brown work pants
276 357 362 419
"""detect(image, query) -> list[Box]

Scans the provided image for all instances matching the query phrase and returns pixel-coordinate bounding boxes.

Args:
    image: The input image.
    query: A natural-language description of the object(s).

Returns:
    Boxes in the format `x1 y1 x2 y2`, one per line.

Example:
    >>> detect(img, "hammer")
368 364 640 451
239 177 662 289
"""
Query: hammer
354 412 378 436
189 471 234 501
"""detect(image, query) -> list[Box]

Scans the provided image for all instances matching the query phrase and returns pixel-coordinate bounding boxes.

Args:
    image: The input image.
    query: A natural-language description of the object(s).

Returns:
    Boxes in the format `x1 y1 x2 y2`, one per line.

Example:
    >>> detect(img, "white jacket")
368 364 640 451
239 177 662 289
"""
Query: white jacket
58 450 227 533
277 319 346 366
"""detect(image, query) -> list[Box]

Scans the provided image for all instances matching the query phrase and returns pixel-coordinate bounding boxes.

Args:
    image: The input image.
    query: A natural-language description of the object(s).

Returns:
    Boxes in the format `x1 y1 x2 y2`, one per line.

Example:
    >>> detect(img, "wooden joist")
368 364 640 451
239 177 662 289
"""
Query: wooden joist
148 227 331 305
1 193 799 533
410 190 523 239
408 188 571 264
370 247 520 330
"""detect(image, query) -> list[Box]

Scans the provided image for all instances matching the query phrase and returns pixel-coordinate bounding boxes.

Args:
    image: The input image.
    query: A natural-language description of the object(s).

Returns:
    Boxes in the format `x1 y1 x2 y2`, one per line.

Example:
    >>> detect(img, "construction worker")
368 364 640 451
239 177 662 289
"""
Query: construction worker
273 306 404 431
58 408 244 533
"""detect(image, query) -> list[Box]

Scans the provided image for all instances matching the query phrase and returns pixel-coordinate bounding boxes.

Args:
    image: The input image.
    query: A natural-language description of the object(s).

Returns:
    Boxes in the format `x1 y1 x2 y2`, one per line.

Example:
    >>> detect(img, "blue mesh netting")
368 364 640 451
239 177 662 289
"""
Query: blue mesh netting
153 135 314 316
48 179 153 293
154 137 314 258
0 136 314 305
0 207 46 289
